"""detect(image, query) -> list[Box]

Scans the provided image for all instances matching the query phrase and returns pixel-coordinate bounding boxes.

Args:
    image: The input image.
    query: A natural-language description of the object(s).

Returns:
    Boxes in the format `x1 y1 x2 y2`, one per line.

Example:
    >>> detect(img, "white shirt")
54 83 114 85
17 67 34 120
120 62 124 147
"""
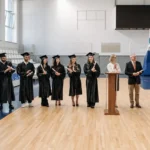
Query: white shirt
0 60 6 64
24 61 29 65
107 62 121 73
131 60 136 66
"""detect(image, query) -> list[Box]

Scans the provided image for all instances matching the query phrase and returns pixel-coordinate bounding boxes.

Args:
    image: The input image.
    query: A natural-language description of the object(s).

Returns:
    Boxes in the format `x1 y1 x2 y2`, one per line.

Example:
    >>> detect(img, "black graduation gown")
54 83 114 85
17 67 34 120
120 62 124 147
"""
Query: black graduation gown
37 65 52 98
67 64 82 96
0 61 15 103
17 62 35 103
51 64 66 100
84 62 100 104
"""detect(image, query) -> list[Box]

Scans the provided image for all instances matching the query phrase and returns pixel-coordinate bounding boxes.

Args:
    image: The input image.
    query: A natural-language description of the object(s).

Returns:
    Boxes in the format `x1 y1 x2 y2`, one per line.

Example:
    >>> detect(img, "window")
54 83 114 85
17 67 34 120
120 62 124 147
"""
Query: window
5 0 17 43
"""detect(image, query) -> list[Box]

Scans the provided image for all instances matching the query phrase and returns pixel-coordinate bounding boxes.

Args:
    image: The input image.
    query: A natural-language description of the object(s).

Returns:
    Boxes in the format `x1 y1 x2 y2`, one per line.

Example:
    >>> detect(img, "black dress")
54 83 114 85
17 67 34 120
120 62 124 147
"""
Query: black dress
67 64 82 96
0 61 15 104
37 65 52 105
51 64 66 100
84 62 100 106
17 62 35 103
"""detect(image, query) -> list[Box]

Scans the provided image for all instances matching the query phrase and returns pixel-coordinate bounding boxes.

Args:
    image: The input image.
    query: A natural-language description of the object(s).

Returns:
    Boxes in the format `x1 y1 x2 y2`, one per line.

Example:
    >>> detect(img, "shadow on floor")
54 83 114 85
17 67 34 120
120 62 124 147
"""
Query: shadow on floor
0 80 39 120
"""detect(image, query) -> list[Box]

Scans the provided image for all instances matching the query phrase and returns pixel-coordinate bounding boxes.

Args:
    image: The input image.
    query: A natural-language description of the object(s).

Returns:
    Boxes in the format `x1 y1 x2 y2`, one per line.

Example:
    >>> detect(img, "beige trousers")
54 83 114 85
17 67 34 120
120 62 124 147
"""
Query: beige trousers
128 84 140 105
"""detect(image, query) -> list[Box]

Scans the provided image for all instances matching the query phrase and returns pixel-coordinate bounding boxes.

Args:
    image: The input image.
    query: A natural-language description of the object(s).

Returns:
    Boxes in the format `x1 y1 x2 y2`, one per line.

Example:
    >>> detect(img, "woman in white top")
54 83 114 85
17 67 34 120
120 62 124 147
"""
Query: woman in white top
107 54 121 73
107 54 121 107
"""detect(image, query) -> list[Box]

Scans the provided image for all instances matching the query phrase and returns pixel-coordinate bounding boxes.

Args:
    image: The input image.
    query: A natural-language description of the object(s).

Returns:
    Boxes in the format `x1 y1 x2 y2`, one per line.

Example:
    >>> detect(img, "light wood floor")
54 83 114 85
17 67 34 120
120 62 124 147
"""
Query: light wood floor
0 78 150 150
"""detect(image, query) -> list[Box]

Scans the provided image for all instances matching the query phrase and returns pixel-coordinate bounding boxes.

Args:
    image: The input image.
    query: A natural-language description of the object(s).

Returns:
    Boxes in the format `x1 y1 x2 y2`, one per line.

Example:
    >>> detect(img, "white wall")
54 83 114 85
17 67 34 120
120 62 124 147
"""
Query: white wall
116 0 150 5
20 0 150 55
0 0 5 41
0 0 19 50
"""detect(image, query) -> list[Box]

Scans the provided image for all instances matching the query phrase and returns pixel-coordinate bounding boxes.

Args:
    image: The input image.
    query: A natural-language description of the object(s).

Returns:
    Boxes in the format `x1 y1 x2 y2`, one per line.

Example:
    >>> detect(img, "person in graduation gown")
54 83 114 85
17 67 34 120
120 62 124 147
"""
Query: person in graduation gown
17 52 35 108
67 54 82 107
84 52 100 108
125 53 143 108
0 53 15 110
51 55 66 106
37 55 51 107
107 54 121 107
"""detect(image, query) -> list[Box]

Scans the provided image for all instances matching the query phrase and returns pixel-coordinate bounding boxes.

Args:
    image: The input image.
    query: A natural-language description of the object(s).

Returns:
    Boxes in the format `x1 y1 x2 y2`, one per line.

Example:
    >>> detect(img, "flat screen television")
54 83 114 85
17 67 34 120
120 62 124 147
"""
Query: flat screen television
116 5 150 30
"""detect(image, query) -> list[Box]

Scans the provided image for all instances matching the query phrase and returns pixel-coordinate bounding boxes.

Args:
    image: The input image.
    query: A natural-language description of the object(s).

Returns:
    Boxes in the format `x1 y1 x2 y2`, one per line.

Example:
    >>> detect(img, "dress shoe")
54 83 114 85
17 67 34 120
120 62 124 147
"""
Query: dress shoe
76 104 79 107
130 105 134 108
42 104 49 107
91 106 95 109
136 104 142 108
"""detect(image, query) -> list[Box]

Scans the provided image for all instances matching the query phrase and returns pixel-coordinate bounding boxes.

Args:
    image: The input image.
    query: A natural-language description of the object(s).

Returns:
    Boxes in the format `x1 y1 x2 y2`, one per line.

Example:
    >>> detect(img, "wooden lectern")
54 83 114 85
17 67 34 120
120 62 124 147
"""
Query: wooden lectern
104 73 120 115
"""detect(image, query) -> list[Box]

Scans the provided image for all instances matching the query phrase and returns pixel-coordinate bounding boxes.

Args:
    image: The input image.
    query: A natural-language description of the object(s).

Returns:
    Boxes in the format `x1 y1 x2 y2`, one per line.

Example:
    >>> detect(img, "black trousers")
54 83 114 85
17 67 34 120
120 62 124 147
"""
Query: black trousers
41 97 48 105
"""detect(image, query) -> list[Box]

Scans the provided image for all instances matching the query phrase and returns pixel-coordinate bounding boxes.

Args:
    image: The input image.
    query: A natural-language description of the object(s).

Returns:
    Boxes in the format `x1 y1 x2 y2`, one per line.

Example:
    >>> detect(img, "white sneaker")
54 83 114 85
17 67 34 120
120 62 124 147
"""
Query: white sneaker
21 103 28 108
29 103 33 107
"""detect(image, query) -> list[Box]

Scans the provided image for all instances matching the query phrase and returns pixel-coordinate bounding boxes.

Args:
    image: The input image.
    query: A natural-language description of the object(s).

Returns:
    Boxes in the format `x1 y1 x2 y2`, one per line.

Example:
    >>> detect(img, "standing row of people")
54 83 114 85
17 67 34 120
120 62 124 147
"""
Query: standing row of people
0 52 101 109
37 52 100 108
0 52 143 110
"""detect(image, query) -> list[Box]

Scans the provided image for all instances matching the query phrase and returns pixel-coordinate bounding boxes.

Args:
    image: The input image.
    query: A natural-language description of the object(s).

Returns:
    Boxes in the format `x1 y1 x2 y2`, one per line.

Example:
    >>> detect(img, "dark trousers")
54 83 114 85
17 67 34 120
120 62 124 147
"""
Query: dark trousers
21 85 32 104
41 97 48 105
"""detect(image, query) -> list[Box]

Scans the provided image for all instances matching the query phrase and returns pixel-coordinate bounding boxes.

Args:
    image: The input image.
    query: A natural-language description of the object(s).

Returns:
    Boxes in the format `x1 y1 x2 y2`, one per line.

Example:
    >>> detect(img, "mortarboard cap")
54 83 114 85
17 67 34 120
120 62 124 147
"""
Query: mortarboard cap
21 52 30 57
40 55 48 60
0 53 6 57
52 55 60 59
68 54 76 59
86 52 95 56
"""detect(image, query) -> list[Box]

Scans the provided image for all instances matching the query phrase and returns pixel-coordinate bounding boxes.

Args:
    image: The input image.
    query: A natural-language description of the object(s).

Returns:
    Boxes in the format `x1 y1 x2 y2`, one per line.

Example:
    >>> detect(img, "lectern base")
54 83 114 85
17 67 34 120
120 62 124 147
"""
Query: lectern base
104 109 120 115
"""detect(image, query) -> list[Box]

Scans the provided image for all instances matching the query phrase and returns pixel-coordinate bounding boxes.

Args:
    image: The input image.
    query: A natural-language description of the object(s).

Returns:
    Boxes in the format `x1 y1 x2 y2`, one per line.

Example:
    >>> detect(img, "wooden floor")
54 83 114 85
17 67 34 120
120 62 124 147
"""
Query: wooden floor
0 78 150 150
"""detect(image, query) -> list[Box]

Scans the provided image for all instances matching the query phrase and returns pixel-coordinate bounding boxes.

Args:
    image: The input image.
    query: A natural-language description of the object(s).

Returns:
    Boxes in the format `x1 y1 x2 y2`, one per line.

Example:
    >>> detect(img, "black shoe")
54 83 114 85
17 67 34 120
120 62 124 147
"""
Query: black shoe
91 106 95 109
41 103 49 107
76 104 79 107
87 105 90 107
45 104 49 107
72 102 75 107
130 105 134 108
9 105 14 109
136 104 142 108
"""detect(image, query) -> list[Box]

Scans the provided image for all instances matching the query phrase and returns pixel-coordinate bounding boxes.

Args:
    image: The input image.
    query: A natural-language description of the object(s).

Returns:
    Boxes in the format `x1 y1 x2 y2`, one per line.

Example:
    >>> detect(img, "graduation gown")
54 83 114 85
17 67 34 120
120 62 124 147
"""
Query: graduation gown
0 61 15 103
37 65 52 98
17 62 35 103
67 64 82 96
51 64 66 100
84 62 100 104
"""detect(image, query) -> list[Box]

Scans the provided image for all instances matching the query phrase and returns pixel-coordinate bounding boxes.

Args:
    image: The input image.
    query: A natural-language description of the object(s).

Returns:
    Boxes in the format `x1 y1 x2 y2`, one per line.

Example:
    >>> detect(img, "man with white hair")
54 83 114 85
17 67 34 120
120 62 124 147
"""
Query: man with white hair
125 53 143 108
